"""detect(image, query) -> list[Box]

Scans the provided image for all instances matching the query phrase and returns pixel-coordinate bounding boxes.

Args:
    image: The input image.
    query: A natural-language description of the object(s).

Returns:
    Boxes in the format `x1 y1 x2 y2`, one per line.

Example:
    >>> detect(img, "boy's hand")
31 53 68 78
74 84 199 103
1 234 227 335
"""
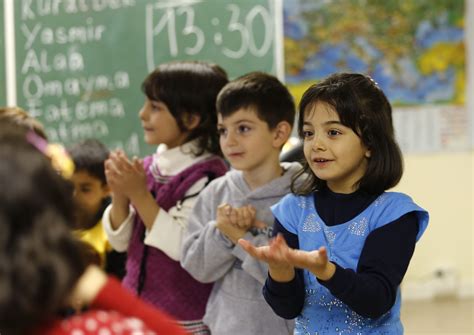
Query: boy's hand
219 204 256 230
216 203 248 243
219 204 267 229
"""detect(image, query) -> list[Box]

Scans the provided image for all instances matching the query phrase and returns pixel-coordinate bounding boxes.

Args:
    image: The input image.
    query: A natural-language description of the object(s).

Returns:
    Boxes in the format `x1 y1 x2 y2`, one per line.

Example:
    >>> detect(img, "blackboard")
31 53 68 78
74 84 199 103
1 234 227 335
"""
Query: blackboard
13 0 281 156
0 0 6 106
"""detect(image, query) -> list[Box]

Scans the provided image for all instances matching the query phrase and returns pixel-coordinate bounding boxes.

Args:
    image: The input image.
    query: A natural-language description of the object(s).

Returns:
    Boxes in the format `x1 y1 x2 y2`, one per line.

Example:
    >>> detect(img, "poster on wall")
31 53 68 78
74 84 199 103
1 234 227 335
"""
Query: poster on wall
283 0 469 153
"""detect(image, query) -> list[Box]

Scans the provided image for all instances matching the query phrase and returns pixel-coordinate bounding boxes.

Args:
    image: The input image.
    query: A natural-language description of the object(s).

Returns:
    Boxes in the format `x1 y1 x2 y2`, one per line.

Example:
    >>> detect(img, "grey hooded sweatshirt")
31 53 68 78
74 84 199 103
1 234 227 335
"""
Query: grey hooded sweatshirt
181 162 302 335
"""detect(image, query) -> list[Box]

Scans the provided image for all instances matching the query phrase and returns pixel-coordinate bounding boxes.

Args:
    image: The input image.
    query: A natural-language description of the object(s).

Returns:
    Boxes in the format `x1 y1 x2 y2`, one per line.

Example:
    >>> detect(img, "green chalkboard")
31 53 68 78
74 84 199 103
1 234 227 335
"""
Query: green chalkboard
0 0 6 106
14 0 280 156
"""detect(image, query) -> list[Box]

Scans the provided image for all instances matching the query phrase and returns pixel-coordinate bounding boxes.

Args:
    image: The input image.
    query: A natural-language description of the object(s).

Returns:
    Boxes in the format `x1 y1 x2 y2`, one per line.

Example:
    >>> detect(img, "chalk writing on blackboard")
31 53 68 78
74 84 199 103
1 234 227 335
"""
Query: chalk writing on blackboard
15 0 279 156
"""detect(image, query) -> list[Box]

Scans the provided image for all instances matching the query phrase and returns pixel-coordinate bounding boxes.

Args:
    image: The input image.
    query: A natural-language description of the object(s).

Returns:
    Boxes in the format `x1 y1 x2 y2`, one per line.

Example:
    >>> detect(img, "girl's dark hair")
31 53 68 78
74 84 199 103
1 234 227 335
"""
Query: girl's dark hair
0 126 87 334
292 73 403 195
141 61 229 156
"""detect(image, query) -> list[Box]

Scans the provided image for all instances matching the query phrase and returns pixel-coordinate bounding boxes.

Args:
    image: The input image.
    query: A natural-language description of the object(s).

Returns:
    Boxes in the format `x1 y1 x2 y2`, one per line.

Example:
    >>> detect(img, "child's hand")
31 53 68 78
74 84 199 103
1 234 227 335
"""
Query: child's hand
216 203 248 243
284 245 335 281
105 150 147 202
238 234 336 282
104 151 121 195
220 204 256 230
66 265 107 313
105 150 129 197
238 234 295 282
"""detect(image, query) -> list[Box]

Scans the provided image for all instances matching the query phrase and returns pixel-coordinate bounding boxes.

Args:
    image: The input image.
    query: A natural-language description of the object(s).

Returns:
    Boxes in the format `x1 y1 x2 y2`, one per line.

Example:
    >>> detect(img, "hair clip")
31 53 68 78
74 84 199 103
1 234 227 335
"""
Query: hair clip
366 75 380 88
26 131 75 179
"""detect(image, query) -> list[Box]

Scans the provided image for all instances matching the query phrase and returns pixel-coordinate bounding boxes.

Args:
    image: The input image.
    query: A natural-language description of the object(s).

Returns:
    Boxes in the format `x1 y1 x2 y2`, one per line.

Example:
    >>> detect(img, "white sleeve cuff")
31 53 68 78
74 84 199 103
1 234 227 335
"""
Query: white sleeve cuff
143 176 207 261
102 204 135 252
144 209 182 261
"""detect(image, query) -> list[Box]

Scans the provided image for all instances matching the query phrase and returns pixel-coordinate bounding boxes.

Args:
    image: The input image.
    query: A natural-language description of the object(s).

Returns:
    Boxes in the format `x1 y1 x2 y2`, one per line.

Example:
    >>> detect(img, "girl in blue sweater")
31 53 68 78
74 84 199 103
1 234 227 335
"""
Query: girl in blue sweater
239 73 429 334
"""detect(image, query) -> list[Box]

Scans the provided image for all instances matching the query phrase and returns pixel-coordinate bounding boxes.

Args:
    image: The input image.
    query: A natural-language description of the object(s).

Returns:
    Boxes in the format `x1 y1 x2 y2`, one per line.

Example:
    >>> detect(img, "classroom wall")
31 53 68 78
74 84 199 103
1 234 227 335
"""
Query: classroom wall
399 0 473 300
396 152 474 299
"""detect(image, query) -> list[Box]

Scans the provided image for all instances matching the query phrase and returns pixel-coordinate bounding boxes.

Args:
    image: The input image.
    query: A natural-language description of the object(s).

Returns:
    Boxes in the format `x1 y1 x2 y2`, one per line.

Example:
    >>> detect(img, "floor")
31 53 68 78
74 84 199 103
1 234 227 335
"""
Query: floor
401 298 473 334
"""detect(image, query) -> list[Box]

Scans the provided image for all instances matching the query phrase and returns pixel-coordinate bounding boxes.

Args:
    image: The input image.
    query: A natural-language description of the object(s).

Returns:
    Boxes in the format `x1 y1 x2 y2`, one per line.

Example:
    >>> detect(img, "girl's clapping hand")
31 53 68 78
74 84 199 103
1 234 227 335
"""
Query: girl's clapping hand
105 150 146 200
238 234 335 282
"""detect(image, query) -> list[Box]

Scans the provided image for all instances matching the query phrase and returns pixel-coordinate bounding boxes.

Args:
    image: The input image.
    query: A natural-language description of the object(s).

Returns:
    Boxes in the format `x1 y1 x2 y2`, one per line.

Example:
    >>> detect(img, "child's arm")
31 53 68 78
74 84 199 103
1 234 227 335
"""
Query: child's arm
236 220 306 319
109 194 131 230
106 151 159 230
102 203 134 252
102 151 134 251
240 214 420 319
215 204 257 243
128 183 159 230
181 188 240 283
104 150 161 253
316 212 419 318
67 265 188 335
216 204 280 284
239 233 336 281
239 234 295 281
262 221 305 319
144 177 208 261
104 150 132 229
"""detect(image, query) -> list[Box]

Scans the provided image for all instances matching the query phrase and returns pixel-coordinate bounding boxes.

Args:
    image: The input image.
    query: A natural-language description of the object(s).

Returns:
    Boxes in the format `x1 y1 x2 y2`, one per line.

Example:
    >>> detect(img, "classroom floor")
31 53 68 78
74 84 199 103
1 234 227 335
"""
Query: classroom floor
401 298 473 334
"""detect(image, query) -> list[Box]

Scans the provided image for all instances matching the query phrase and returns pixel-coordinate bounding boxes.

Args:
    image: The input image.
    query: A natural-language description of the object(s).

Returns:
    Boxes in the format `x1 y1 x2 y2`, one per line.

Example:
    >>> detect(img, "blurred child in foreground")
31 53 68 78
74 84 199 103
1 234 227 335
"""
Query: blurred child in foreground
0 124 187 335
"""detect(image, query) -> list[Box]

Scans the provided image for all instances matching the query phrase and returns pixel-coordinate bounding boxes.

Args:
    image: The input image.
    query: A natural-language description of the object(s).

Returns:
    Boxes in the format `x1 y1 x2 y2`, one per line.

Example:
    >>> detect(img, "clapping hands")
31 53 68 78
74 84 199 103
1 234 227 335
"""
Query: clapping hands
104 149 147 202
215 203 266 244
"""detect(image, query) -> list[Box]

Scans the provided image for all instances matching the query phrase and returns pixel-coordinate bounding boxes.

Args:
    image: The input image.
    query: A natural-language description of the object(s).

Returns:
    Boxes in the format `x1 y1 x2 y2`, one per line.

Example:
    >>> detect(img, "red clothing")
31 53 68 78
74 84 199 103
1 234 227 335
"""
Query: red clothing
33 277 188 335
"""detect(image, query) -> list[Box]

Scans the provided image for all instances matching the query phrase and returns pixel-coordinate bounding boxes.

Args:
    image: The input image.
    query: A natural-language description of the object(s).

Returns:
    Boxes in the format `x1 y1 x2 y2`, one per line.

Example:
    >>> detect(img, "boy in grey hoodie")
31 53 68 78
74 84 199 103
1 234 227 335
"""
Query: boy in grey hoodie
181 72 300 335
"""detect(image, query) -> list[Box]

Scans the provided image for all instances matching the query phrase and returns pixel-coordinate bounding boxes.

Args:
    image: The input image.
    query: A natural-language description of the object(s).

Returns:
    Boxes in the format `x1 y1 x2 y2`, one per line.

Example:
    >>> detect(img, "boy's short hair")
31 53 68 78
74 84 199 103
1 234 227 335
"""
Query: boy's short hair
68 139 109 184
216 72 295 129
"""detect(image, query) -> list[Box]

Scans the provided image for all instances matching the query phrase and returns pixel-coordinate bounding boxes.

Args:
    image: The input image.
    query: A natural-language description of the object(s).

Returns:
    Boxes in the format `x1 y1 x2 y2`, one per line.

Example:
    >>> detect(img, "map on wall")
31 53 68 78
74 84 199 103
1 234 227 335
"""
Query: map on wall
283 0 469 152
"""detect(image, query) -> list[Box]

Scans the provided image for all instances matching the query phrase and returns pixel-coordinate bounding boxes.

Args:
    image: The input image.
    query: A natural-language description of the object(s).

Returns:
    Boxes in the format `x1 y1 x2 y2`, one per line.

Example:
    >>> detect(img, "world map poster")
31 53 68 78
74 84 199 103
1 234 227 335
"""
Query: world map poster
283 0 470 152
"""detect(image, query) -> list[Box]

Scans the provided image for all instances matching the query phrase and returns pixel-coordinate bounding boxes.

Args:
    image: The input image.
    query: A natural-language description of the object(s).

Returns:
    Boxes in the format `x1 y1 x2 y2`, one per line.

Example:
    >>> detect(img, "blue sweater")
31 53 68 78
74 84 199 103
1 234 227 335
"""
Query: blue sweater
264 187 428 334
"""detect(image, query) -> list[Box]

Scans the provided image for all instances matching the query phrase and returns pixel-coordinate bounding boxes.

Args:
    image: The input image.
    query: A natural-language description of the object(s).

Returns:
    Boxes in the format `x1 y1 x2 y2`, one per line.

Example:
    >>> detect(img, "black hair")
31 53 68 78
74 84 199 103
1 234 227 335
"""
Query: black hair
0 126 87 334
141 61 229 156
216 72 295 129
68 138 110 184
292 73 403 195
